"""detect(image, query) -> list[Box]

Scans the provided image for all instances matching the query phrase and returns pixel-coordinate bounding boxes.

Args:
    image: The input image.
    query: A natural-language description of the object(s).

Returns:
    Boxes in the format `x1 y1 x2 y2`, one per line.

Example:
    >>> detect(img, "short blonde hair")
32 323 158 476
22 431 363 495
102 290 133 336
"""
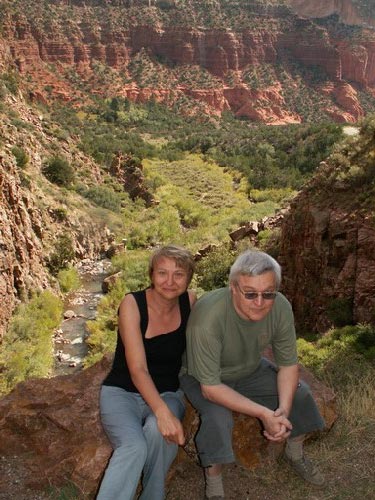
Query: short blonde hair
149 245 195 284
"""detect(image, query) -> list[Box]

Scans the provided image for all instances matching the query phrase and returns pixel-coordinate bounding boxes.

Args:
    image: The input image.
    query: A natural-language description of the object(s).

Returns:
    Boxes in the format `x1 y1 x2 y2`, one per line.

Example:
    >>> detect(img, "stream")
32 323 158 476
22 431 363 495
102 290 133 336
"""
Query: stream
53 259 111 376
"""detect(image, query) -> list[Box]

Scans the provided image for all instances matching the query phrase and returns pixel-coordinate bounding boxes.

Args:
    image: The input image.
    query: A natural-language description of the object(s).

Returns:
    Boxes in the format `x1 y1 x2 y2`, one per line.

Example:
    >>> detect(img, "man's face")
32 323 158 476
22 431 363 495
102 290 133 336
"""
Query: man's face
230 271 277 322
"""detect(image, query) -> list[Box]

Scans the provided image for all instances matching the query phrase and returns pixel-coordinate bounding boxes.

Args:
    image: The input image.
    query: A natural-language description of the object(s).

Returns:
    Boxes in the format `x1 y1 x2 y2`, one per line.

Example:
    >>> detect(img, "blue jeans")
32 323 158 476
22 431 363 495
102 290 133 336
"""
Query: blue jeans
97 385 185 500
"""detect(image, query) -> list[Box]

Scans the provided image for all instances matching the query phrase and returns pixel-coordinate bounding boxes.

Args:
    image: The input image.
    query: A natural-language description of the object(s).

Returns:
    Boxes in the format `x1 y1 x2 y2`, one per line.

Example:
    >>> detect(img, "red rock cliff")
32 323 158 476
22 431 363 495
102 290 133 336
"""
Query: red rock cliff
279 159 375 333
1 1 375 123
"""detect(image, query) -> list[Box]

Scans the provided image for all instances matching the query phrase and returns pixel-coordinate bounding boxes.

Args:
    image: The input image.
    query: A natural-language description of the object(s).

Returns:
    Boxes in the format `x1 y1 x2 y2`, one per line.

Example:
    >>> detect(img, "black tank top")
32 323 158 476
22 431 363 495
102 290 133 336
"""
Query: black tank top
103 289 191 393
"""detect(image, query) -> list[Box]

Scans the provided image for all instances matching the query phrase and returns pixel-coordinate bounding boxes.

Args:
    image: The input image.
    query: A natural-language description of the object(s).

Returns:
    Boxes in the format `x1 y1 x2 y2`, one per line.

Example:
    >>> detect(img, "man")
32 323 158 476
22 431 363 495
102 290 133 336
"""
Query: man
181 250 325 500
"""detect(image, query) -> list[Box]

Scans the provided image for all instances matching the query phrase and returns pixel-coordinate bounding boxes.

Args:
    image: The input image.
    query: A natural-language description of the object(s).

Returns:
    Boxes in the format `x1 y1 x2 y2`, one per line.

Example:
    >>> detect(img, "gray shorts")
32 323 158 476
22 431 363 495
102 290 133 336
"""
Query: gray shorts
180 358 325 467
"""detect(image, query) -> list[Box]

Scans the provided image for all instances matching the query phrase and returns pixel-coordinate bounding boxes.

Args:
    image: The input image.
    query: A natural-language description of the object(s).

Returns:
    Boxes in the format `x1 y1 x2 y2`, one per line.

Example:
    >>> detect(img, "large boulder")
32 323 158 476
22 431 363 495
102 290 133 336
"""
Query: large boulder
0 355 337 498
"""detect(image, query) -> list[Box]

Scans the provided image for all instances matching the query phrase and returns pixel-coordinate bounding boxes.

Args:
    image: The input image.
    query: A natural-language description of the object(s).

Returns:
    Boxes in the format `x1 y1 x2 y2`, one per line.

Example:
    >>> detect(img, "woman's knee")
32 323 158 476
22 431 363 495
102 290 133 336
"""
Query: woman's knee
143 415 165 446
162 391 185 421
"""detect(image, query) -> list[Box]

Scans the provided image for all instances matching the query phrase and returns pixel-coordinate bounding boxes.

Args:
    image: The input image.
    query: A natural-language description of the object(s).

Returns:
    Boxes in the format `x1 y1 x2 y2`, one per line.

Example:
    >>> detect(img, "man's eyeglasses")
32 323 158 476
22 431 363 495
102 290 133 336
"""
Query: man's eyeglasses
236 284 277 301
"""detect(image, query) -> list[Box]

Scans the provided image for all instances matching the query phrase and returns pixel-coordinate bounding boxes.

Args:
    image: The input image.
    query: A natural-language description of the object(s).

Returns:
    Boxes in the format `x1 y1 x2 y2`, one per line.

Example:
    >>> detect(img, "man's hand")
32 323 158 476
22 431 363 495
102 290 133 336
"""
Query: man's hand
262 407 292 442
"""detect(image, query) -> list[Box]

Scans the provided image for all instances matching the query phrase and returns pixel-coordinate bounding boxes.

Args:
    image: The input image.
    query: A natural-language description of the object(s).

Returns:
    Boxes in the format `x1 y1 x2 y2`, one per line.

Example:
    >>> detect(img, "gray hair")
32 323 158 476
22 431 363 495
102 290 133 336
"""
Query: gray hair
229 250 282 289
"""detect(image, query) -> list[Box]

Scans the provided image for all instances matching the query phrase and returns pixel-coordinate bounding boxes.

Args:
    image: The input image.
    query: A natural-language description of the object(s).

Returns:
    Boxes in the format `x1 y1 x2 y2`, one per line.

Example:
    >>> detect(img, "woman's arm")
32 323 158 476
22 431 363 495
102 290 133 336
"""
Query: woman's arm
119 294 185 445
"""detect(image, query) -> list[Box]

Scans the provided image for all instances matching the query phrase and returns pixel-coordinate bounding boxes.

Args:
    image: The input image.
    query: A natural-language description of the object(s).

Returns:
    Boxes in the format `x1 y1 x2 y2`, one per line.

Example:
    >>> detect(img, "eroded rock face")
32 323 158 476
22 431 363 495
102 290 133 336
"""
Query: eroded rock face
279 181 375 332
0 155 50 339
0 155 111 339
109 152 154 206
0 354 337 497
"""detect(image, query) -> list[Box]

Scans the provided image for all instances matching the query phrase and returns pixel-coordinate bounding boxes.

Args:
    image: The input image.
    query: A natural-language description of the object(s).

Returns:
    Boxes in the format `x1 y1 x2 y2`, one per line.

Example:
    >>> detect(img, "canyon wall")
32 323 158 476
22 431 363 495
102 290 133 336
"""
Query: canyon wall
2 1 375 123
0 93 112 340
279 162 375 333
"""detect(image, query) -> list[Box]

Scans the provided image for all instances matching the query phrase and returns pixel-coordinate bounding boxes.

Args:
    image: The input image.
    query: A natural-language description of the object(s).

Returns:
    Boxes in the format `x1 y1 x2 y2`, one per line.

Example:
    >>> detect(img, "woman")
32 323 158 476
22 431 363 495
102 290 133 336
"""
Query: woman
97 245 196 500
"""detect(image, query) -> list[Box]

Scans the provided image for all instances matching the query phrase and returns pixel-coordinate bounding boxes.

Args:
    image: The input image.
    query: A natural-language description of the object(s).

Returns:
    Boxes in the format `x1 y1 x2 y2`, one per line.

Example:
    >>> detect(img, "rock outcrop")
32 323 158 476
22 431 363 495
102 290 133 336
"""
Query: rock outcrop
0 354 337 498
279 160 375 332
110 152 154 206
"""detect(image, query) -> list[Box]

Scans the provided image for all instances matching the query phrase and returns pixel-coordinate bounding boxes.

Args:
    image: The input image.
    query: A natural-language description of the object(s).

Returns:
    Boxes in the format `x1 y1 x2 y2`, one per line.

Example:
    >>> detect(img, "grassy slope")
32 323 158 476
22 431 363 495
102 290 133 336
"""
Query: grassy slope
144 154 279 248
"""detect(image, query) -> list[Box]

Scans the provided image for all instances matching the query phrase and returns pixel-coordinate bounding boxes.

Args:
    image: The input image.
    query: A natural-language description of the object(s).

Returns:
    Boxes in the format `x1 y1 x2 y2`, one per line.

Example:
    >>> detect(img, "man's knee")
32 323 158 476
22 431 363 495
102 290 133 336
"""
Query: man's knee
293 380 314 406
289 379 324 436
197 403 234 446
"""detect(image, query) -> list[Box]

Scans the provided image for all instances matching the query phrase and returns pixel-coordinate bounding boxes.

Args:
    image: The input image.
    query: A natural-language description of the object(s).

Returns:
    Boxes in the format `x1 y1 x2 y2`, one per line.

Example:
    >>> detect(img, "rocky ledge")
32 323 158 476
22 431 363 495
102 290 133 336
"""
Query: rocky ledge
0 354 337 498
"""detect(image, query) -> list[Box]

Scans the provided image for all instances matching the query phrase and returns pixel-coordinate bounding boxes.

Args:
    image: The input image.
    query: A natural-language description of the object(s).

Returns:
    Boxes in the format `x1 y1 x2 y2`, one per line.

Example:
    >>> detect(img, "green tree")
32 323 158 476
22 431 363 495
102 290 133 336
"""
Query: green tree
48 234 75 275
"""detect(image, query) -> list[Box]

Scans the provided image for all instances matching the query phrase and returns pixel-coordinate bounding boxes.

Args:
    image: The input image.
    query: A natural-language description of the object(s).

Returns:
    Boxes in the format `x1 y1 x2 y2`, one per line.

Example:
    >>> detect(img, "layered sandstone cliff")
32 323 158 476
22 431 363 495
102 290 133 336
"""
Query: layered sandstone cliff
1 1 375 123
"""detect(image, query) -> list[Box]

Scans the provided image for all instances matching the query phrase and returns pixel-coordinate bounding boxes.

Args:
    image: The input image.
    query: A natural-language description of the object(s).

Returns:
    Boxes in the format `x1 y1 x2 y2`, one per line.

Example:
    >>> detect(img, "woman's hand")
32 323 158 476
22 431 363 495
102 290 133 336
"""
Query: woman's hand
155 406 185 446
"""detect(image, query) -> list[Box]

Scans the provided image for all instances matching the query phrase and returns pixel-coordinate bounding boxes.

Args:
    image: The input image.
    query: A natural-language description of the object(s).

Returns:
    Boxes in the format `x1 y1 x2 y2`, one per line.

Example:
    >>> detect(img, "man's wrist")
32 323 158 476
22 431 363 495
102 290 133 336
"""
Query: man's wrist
258 406 274 421
276 405 291 417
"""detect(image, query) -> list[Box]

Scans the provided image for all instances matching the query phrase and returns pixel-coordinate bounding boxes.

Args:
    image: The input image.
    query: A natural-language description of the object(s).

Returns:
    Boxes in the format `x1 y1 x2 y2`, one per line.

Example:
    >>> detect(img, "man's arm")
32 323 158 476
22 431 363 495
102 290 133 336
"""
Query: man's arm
202 382 293 442
261 364 299 441
277 364 299 416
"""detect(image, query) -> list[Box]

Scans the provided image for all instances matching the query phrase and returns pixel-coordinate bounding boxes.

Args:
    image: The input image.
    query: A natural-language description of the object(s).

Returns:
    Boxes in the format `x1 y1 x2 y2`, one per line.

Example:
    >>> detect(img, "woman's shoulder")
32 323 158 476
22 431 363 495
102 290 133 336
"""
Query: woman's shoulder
119 289 147 312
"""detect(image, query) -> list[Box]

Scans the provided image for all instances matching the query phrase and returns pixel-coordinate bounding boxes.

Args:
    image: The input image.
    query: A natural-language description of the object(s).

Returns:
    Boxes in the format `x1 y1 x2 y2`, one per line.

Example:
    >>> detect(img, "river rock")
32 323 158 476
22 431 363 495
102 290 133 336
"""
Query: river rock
0 355 337 497
101 271 123 294
63 309 76 319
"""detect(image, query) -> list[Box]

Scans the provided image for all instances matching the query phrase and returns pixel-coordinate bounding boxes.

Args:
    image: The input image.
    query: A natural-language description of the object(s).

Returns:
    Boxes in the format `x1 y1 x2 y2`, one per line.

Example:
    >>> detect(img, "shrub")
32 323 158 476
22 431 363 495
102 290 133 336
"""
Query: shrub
327 297 354 327
48 234 75 275
297 323 375 388
12 146 29 169
42 156 75 187
0 72 19 95
57 267 81 293
50 207 68 222
195 244 237 291
81 185 122 211
0 291 63 395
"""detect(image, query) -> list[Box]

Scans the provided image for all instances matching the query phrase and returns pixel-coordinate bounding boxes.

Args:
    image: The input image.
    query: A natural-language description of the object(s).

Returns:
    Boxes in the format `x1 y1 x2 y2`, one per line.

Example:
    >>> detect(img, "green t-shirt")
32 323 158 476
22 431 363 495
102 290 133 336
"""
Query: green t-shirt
186 287 298 385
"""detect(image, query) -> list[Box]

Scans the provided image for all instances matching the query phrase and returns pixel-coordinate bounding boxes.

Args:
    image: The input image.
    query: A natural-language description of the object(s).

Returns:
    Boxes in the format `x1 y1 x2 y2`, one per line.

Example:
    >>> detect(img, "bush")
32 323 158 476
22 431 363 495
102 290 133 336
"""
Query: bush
195 244 237 291
12 146 29 169
48 234 75 275
42 156 75 187
0 72 19 95
57 267 81 293
81 185 122 211
0 291 63 395
327 297 354 327
297 323 375 388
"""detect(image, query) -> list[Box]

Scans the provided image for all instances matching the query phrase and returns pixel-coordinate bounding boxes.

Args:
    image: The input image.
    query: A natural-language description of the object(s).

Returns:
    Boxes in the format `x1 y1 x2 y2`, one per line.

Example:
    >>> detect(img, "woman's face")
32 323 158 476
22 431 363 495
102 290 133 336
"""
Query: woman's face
151 256 189 299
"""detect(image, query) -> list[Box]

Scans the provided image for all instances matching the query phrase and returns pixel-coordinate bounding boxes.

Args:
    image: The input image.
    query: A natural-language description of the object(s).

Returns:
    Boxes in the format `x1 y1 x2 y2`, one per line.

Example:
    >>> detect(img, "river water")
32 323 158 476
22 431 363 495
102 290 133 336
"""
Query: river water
53 259 111 376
